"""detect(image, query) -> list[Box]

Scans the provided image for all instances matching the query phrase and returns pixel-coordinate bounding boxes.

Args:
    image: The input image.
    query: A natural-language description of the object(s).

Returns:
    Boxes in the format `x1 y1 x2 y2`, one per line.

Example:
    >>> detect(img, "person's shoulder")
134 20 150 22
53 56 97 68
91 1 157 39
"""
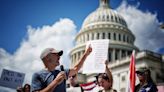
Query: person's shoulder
33 69 49 77
148 82 158 90
146 82 157 88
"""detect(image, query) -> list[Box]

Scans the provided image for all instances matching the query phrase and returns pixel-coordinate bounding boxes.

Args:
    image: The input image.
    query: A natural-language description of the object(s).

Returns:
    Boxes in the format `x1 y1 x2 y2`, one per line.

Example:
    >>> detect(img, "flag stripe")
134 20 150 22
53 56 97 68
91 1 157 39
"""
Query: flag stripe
80 81 96 91
127 50 136 92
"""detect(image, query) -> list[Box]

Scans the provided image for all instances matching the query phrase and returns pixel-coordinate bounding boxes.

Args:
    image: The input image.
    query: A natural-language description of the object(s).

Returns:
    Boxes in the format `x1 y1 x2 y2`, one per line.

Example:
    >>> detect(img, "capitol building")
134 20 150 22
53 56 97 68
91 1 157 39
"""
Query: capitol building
69 0 164 91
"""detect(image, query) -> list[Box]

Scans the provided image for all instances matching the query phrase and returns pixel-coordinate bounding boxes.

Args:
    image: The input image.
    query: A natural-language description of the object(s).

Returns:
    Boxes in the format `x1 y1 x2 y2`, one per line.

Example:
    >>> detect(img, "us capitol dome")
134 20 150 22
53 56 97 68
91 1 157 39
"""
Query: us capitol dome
69 0 164 91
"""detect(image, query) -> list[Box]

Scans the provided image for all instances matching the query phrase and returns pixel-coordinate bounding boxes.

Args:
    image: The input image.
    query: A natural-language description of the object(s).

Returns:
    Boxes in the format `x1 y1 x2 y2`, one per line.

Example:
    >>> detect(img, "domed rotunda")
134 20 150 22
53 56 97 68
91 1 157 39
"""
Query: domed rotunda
70 0 138 69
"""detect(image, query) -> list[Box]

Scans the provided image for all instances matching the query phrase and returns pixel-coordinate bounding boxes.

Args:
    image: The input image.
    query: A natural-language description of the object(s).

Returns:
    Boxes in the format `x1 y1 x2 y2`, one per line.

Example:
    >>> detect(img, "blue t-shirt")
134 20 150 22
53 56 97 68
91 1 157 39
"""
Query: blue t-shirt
31 69 69 92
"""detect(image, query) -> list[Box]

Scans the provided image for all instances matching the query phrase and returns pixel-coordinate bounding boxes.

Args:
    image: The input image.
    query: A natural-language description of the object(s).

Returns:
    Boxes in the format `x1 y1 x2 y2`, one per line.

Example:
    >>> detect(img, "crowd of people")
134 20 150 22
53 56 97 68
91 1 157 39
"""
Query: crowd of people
16 46 158 92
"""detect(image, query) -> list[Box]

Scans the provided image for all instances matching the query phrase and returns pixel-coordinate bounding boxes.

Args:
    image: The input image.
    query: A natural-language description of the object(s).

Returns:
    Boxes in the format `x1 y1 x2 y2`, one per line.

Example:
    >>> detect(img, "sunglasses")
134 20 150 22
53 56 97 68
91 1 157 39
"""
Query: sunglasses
136 72 145 76
98 73 109 80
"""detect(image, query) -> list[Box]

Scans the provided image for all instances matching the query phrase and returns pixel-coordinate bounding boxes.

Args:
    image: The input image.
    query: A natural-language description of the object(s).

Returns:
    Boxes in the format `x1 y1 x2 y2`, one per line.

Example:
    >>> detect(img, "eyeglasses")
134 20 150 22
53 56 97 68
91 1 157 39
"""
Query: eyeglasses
136 72 145 76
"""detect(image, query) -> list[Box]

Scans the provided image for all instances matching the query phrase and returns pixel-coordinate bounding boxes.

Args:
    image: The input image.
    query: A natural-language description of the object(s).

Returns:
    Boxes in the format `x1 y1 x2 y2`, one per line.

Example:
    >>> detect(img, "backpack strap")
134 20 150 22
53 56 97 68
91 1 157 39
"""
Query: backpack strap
42 70 60 88
44 72 53 83
42 72 53 88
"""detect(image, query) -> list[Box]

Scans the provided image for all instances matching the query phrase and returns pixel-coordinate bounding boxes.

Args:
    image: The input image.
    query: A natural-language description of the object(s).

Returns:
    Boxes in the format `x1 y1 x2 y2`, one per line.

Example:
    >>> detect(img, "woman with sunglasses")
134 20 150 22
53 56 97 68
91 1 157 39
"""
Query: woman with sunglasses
135 67 158 92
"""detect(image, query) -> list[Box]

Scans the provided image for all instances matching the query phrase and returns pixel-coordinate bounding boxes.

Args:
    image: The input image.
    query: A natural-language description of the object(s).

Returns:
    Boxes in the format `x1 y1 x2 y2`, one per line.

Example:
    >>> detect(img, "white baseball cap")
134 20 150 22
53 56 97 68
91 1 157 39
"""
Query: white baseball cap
40 48 63 59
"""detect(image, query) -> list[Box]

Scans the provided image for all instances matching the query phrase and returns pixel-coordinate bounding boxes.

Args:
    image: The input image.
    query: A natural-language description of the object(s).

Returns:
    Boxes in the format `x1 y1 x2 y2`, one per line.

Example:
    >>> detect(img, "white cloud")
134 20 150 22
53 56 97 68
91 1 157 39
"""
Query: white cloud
117 1 164 52
0 18 76 91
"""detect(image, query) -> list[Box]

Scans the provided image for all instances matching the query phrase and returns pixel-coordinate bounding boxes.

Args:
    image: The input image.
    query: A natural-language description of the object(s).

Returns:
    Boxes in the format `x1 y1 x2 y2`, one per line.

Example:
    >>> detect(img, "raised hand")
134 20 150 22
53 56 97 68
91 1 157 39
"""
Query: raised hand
55 71 66 85
85 45 92 56
105 60 109 66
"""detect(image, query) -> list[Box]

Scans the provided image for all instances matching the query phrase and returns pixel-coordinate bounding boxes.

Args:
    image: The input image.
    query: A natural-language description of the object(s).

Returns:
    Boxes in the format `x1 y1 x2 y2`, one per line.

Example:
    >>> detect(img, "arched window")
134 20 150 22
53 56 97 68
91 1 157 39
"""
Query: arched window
78 52 80 60
87 34 89 41
111 15 113 22
108 33 111 39
115 17 117 22
102 32 105 39
122 50 126 58
127 36 129 43
123 35 125 42
118 18 121 23
119 34 121 41
97 33 100 39
92 33 94 40
107 15 109 21
108 51 111 61
102 15 105 21
115 50 119 60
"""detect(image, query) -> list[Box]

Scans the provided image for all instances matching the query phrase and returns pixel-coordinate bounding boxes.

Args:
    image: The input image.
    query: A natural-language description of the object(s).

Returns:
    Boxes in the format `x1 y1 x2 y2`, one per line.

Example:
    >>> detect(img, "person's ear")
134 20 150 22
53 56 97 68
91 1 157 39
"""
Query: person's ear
43 56 50 63
46 54 52 60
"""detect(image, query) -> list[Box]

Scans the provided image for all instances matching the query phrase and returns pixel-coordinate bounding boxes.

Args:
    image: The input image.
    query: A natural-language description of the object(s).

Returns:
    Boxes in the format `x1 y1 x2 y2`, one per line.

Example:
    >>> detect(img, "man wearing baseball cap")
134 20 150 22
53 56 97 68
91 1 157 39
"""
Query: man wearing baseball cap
135 67 158 92
31 46 92 92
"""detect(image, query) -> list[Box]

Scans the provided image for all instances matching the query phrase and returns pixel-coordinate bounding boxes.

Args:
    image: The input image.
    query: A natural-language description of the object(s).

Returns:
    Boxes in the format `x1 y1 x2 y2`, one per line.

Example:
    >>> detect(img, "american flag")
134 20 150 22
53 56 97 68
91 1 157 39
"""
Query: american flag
80 81 97 91
127 50 136 92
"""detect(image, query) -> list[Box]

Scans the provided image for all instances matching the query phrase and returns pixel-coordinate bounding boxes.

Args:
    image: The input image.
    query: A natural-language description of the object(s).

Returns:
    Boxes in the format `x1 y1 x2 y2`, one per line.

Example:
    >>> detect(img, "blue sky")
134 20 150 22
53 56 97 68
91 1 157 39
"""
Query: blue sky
0 0 164 91
0 0 164 53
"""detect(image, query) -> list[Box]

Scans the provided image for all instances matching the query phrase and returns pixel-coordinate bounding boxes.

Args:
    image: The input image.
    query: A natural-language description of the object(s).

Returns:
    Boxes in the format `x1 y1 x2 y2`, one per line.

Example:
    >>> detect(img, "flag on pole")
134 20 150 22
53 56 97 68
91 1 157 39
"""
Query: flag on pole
80 81 96 91
127 50 136 92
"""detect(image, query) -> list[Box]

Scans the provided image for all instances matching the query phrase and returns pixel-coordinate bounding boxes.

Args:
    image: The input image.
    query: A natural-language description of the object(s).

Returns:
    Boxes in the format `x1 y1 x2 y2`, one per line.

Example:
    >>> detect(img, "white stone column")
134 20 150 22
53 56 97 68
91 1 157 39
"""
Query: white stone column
105 32 108 39
91 33 94 40
89 33 92 41
82 35 84 43
121 34 123 42
116 33 118 41
119 49 122 60
94 33 97 40
87 33 89 41
100 32 103 39
73 54 75 66
76 53 79 63
111 32 113 40
112 48 115 61
70 55 73 67
85 34 87 42
113 74 120 91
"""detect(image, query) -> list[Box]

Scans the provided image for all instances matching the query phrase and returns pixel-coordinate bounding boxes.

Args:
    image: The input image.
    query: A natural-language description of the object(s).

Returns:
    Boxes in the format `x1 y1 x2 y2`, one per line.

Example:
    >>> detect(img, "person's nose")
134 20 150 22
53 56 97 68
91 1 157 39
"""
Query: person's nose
58 56 60 60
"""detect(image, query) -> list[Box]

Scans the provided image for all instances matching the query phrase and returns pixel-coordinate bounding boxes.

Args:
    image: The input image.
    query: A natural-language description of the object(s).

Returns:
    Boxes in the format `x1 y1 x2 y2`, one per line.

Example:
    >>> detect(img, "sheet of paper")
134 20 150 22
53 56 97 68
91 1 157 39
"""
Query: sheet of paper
83 39 109 74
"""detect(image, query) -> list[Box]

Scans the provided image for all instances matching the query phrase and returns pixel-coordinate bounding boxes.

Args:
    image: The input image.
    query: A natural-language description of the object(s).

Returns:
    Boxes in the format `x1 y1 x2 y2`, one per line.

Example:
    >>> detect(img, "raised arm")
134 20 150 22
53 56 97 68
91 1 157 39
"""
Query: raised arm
105 60 113 87
69 46 92 77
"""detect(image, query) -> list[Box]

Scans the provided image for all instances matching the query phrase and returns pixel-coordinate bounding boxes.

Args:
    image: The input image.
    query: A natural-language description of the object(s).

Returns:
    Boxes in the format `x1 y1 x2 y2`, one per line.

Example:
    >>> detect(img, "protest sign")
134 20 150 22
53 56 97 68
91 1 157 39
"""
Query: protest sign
0 69 25 89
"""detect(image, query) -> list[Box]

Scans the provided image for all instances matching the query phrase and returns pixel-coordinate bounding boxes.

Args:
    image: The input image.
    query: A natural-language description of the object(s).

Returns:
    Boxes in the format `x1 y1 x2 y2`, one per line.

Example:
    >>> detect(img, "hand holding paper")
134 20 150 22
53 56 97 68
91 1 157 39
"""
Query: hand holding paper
85 45 92 56
83 40 109 74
